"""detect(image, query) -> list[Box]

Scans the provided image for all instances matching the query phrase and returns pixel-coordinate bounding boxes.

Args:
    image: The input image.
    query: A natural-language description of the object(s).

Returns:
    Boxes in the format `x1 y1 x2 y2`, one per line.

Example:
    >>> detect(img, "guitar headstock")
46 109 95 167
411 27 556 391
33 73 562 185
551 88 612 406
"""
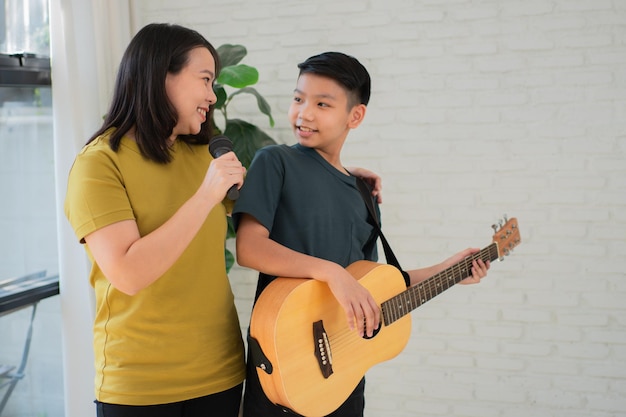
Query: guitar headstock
491 215 521 260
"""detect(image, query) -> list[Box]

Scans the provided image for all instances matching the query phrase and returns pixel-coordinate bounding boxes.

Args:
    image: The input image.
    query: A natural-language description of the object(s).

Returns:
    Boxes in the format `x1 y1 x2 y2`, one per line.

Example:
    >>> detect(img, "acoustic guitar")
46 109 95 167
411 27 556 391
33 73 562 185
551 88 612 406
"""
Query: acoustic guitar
249 216 521 417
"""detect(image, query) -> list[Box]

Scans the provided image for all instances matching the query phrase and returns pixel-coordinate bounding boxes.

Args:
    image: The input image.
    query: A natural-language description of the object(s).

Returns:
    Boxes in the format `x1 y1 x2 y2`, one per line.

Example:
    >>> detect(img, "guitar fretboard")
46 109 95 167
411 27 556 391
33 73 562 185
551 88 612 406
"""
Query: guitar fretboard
382 243 499 326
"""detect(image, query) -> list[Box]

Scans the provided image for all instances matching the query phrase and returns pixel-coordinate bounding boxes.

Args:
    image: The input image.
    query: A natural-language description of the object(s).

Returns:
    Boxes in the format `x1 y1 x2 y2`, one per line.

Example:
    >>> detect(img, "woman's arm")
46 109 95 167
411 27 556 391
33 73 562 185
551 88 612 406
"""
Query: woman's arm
84 152 244 295
346 166 382 203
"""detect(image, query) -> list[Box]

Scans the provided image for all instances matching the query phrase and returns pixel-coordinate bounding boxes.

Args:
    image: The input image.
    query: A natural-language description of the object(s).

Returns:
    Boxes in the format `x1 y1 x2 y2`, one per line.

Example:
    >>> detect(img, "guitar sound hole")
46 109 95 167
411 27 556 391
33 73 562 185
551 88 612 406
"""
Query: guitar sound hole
362 321 382 340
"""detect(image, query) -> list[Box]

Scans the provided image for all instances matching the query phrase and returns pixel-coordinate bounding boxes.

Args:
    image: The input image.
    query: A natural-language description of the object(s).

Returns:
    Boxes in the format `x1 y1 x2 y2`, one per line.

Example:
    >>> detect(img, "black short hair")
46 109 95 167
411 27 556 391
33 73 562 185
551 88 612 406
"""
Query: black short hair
297 52 371 107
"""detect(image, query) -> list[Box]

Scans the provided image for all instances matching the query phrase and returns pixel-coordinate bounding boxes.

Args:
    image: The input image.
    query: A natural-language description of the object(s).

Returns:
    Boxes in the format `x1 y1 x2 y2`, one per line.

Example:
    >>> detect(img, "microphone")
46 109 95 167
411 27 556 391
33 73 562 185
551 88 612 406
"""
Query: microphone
208 135 240 200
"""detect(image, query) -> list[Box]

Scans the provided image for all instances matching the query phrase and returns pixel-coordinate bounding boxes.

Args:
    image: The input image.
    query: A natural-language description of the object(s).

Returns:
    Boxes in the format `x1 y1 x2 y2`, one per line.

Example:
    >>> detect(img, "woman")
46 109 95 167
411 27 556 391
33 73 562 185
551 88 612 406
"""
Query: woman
64 23 246 417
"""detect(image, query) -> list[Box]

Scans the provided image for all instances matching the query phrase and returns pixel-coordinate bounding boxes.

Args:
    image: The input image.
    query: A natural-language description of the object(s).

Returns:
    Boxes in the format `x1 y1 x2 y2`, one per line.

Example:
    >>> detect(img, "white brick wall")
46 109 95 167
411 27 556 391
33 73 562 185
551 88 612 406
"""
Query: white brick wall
133 0 626 415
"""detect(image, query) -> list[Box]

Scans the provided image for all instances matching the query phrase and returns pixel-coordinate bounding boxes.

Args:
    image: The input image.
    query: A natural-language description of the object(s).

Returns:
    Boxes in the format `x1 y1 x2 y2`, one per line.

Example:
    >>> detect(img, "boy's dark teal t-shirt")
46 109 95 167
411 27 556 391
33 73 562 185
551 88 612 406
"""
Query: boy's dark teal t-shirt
232 143 379 298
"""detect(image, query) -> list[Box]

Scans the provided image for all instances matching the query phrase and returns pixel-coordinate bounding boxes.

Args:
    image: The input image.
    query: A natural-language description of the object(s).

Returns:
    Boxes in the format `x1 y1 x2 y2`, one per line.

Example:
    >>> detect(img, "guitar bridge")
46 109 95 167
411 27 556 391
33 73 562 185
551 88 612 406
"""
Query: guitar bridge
313 320 333 378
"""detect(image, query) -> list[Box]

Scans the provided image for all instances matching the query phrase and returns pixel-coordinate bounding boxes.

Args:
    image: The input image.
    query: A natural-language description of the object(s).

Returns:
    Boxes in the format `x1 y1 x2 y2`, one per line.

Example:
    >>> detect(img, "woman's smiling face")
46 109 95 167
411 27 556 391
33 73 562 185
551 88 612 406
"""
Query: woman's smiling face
165 46 217 140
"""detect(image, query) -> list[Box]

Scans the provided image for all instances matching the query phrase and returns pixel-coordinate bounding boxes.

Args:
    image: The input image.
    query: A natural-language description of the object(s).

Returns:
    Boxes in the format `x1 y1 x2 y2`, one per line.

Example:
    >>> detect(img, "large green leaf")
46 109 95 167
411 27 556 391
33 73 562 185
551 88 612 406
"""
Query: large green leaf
217 44 247 68
218 65 258 88
224 119 277 168
229 87 275 127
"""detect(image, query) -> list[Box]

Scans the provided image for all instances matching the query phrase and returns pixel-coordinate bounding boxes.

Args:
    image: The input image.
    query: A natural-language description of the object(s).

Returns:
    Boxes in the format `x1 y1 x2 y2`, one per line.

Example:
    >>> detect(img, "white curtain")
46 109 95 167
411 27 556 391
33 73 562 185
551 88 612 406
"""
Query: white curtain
49 1 140 416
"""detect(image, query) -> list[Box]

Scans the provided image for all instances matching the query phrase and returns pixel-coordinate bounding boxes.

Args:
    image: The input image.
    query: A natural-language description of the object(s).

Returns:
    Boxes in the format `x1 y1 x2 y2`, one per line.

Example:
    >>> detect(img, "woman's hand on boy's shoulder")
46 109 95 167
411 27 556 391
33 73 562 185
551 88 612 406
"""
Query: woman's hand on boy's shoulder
347 166 382 203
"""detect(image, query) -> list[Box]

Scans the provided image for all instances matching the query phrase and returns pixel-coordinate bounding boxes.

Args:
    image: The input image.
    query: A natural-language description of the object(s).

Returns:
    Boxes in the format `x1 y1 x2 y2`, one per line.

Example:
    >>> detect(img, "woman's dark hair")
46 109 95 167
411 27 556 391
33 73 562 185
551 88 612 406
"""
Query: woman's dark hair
297 52 371 108
87 23 221 163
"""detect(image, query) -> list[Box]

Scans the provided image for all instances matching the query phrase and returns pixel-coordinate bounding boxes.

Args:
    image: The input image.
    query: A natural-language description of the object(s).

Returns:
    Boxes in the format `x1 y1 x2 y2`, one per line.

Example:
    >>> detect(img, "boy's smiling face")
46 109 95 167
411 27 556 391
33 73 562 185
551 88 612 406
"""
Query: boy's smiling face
288 73 366 159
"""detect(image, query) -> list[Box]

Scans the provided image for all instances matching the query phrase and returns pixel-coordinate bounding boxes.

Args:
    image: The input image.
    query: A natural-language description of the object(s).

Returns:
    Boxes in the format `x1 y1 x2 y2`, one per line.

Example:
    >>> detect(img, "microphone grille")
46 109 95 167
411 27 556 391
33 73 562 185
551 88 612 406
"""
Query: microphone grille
208 135 233 157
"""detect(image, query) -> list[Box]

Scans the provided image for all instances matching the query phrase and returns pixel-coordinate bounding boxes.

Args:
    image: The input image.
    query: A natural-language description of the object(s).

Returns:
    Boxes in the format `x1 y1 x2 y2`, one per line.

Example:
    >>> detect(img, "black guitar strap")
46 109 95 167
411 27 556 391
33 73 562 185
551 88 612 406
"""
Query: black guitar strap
355 177 411 287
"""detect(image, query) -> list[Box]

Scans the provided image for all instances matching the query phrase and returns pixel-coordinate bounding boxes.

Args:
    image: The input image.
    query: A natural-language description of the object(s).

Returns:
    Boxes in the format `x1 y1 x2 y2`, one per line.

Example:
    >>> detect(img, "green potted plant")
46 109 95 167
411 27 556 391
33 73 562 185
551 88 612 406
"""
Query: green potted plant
212 44 277 271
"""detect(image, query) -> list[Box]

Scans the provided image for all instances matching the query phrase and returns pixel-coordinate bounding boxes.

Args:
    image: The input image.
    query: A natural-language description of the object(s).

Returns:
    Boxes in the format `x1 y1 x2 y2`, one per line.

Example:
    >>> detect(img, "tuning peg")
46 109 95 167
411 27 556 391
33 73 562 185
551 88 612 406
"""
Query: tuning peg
503 214 508 223
492 223 499 233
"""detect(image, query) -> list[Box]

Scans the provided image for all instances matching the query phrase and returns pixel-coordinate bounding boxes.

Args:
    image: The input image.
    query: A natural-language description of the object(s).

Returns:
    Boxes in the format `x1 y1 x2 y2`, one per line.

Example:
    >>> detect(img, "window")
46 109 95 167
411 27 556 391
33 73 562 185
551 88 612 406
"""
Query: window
0 0 50 55
0 1 64 416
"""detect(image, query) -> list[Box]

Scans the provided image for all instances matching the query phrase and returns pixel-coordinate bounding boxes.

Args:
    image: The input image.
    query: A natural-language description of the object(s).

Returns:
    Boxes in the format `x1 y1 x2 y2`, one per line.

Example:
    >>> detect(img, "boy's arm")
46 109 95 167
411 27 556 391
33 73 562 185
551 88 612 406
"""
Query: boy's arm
236 213 381 337
405 247 490 287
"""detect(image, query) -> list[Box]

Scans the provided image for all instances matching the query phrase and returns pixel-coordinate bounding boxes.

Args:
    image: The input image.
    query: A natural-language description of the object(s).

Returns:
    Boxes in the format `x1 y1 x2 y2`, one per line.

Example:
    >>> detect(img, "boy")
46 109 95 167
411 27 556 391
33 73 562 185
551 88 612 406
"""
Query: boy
233 52 489 417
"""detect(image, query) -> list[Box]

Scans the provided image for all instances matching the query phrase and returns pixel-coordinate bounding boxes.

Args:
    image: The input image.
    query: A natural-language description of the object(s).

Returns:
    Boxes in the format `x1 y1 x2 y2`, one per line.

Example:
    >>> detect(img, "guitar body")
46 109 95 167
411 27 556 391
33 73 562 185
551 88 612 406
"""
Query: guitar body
250 260 411 417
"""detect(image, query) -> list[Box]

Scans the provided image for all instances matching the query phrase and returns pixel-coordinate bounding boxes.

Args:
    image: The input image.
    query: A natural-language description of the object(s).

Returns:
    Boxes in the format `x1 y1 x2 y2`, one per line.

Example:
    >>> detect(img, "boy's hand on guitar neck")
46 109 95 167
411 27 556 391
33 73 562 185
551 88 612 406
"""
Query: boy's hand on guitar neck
320 263 381 338
444 247 490 285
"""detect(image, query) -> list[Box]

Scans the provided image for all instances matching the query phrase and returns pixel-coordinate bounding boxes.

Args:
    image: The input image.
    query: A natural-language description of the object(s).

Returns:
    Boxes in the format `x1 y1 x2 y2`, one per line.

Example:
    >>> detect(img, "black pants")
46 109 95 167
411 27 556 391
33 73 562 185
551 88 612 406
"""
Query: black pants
242 354 365 417
95 383 243 417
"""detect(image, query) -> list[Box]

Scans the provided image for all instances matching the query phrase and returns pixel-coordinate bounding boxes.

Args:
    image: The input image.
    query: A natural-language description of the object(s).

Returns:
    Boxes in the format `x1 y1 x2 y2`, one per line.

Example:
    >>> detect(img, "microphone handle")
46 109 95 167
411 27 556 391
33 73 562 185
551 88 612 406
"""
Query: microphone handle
226 184 240 200
213 147 240 201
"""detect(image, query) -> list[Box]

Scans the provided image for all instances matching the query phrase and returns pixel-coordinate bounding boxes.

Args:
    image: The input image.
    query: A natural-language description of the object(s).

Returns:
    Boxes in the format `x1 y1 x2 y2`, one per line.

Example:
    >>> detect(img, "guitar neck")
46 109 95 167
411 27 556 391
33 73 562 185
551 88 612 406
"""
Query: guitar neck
382 243 500 326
